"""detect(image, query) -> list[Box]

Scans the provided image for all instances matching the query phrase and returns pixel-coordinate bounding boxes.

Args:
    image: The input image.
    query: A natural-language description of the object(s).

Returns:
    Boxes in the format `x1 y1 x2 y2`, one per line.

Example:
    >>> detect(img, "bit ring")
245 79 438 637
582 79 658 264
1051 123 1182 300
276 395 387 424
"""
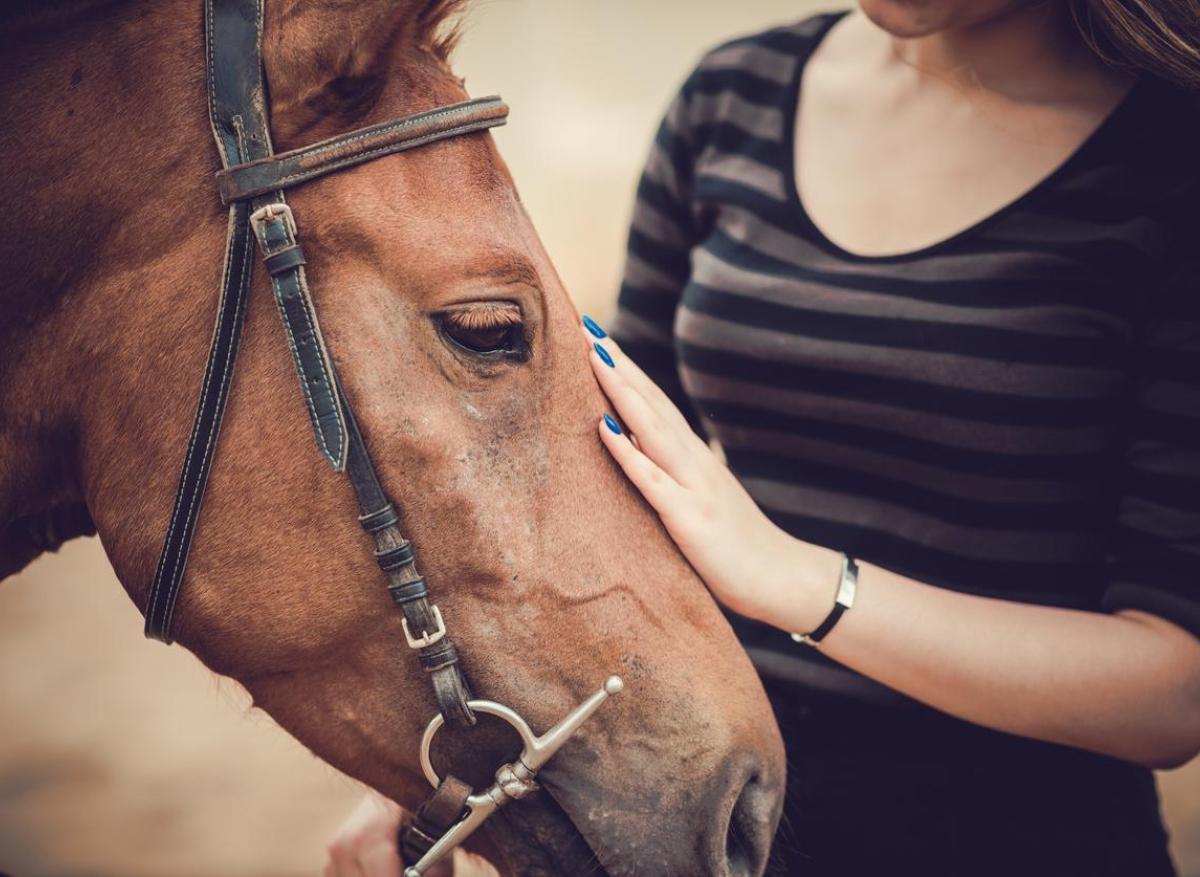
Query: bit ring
418 700 539 789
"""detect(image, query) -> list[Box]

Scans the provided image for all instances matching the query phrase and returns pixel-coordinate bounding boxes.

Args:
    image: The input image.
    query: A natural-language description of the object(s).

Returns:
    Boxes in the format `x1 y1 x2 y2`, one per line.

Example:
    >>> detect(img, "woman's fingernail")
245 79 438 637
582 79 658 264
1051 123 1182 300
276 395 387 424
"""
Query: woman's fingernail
582 314 607 339
603 413 622 435
594 342 615 368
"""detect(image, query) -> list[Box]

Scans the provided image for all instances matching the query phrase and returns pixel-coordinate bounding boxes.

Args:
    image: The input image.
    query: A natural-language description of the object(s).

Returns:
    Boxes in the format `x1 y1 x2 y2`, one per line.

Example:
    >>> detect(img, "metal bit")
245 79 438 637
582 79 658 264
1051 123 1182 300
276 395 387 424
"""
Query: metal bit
404 676 624 877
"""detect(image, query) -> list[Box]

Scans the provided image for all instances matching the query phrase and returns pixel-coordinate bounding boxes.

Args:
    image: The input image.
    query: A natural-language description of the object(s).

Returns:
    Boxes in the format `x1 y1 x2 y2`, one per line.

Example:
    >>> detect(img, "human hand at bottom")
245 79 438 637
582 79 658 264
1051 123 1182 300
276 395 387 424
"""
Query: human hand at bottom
324 791 500 877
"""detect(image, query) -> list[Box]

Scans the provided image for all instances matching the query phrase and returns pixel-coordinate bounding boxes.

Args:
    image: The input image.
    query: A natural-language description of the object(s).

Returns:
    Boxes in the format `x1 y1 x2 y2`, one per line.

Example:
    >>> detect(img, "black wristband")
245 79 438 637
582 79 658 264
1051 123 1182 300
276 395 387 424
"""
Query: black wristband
791 552 858 646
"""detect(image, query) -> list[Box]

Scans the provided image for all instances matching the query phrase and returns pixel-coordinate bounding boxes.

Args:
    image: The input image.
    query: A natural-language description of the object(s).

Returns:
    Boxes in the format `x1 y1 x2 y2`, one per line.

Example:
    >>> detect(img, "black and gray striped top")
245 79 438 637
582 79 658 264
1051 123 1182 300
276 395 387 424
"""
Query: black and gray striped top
609 11 1200 702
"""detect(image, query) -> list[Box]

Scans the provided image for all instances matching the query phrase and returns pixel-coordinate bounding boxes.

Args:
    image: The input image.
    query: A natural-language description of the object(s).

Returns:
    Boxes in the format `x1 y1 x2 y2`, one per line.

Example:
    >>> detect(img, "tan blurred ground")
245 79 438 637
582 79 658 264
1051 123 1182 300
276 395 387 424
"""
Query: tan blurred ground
3 2 1199 875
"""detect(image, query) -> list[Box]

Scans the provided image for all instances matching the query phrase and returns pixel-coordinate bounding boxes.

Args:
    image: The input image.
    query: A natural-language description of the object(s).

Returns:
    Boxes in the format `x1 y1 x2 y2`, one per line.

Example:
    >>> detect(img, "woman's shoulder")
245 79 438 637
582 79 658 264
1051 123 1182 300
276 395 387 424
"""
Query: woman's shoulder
694 10 846 69
1097 73 1199 174
1110 78 1200 288
668 11 845 136
1115 77 1200 230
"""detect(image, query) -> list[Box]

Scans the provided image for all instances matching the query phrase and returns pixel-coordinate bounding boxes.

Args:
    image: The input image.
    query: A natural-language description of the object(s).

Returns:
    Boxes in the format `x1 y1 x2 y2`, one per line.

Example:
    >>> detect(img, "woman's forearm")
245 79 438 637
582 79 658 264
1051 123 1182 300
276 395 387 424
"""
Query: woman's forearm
756 540 1200 769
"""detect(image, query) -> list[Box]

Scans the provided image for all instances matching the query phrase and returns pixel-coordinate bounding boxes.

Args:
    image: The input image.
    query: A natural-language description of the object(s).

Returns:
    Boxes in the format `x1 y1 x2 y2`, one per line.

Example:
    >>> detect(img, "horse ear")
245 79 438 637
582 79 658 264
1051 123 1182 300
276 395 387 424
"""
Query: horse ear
261 0 470 142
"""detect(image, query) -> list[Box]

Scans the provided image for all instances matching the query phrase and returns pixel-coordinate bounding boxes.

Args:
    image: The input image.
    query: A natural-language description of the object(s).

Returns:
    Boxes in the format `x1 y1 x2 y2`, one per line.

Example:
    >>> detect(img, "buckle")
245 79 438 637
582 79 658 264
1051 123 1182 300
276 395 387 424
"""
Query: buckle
403 605 447 648
248 202 297 237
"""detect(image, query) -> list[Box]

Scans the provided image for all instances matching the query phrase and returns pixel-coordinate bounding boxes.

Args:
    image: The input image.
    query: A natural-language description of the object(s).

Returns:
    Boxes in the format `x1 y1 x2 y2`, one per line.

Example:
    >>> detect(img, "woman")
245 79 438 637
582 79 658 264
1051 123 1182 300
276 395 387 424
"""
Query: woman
328 1 1200 874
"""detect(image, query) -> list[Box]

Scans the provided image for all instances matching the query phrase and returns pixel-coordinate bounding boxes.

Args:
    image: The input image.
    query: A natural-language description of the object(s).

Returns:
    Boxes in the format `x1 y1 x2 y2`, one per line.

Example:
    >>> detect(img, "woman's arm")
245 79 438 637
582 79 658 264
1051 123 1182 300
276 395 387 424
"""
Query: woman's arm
583 322 1200 770
773 544 1200 769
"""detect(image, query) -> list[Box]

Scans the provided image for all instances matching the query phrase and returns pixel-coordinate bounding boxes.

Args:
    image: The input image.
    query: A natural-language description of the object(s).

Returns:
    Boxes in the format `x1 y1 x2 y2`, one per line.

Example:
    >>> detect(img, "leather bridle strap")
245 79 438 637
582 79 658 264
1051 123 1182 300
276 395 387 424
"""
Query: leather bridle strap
339 377 474 727
144 0 507 731
400 776 474 865
216 97 508 205
142 0 264 641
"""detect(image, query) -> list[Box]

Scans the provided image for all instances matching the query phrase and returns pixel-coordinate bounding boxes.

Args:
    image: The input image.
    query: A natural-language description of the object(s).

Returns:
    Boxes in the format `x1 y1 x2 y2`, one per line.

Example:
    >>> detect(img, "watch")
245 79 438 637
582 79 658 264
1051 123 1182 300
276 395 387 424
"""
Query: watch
791 551 858 647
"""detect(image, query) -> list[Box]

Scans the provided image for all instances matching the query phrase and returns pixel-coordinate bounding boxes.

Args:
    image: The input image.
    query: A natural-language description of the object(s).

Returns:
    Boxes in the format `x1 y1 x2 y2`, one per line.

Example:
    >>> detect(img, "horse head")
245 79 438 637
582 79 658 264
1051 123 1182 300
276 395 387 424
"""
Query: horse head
0 2 785 874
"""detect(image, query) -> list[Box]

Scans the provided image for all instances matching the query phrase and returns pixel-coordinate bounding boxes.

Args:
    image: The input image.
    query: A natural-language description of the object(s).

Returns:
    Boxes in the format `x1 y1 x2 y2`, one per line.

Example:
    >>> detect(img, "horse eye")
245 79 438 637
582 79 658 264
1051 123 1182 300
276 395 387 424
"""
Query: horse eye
444 322 517 353
439 305 526 357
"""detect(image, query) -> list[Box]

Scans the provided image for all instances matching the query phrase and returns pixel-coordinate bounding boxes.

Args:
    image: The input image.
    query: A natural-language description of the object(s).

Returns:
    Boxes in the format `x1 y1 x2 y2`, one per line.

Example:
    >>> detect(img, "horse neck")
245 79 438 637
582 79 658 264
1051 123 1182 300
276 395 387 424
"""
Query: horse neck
0 0 208 575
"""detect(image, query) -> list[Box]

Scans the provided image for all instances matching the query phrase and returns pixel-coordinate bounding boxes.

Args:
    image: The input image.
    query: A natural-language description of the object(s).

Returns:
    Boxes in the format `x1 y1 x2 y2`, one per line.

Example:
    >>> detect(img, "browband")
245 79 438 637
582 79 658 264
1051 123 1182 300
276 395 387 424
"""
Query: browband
216 96 509 204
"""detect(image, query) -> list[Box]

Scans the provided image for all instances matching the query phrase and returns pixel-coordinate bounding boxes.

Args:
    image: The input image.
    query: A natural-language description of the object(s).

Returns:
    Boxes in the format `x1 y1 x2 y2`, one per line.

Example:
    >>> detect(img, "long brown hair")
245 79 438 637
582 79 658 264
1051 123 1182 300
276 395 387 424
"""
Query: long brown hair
1069 0 1200 89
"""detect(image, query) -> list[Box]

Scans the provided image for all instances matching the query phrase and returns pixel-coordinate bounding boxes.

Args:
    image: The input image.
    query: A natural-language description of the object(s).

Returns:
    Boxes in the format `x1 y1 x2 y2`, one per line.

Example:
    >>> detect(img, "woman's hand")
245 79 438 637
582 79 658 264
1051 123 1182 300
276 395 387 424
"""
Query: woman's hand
324 791 500 877
581 316 841 631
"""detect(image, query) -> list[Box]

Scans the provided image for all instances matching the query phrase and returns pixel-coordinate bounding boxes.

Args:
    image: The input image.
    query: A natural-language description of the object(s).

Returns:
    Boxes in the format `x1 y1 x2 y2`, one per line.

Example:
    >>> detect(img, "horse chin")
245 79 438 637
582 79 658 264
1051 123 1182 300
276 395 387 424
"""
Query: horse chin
483 789 612 877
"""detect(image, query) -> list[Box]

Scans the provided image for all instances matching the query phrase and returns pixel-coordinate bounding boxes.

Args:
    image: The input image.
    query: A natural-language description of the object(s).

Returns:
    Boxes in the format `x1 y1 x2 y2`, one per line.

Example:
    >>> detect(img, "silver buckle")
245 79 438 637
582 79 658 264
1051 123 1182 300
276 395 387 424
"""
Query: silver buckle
402 605 446 648
248 202 297 237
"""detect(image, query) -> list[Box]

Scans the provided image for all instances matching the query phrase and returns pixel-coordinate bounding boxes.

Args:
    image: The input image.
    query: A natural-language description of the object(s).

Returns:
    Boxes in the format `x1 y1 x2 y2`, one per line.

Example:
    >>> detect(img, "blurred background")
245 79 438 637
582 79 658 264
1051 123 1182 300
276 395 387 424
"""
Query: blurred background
3 1 1199 875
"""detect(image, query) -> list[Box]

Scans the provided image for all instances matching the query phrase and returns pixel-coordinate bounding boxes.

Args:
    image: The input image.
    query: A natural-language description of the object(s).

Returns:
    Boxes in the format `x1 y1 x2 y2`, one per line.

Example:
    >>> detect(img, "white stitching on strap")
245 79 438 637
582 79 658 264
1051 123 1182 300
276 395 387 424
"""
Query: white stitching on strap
218 99 507 200
291 97 504 162
224 97 504 173
267 118 505 193
149 195 253 637
253 209 346 469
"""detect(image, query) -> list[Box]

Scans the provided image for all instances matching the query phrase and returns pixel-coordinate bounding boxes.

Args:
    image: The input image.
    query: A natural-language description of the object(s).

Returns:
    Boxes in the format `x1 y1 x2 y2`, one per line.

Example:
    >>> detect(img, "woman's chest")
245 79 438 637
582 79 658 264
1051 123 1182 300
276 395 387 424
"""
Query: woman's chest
676 206 1157 463
793 94 1124 260
791 17 1137 260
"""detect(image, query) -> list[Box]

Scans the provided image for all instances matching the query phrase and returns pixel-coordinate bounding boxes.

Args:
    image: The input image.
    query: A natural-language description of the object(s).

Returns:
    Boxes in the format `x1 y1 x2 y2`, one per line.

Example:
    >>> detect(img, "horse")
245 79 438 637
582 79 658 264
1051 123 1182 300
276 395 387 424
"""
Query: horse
0 1 786 874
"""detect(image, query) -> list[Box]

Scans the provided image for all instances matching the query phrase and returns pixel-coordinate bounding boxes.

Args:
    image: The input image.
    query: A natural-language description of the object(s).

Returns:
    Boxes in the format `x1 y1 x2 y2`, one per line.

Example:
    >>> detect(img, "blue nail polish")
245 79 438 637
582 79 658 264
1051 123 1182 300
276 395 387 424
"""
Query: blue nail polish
582 314 607 339
603 413 622 435
594 342 614 368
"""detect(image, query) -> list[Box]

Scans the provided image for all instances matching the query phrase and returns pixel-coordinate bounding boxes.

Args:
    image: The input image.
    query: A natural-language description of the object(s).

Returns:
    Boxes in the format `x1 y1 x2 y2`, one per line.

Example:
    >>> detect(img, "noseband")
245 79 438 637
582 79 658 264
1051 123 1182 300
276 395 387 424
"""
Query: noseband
143 2 622 872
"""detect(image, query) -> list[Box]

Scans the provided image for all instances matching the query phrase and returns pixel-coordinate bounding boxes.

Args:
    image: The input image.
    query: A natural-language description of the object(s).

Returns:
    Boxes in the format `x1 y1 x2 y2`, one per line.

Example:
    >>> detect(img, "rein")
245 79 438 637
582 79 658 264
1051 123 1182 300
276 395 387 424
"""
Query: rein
142 2 622 872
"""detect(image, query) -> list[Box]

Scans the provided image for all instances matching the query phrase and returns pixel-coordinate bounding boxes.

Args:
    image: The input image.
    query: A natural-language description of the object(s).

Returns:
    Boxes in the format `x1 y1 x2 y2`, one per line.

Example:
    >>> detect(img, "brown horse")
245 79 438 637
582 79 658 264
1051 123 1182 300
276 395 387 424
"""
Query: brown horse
0 1 785 874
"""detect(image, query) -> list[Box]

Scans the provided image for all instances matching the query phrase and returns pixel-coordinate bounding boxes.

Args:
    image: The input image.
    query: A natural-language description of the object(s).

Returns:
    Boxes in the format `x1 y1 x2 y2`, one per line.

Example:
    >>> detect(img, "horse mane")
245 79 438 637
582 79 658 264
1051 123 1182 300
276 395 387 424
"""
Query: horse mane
419 0 468 61
0 505 96 581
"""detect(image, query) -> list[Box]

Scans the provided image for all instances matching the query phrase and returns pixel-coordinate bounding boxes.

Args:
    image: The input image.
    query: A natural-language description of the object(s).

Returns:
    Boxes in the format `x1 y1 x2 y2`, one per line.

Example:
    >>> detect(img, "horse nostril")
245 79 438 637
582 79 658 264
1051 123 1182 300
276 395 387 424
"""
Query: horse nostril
725 808 753 876
724 771 778 877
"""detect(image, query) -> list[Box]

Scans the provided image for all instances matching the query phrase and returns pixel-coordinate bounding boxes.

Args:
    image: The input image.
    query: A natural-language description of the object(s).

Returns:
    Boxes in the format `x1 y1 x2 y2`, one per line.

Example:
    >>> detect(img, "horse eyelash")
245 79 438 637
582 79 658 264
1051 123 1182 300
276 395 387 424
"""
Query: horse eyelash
443 303 523 331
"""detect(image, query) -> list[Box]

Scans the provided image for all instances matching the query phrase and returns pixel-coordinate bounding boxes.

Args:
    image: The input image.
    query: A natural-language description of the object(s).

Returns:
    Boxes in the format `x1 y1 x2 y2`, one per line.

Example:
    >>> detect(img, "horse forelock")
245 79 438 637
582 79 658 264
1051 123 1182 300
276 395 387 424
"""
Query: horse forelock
259 0 476 147
418 0 469 61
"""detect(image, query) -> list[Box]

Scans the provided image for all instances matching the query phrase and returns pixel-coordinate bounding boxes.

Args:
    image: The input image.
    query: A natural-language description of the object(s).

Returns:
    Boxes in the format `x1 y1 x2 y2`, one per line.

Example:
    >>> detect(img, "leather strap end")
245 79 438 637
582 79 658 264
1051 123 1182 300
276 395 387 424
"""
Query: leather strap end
400 775 473 865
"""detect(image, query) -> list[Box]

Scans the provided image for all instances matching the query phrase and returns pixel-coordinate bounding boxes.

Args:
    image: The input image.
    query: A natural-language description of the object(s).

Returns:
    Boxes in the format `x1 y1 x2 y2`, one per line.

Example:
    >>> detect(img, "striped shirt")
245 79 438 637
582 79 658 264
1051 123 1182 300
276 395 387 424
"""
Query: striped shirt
609 12 1200 702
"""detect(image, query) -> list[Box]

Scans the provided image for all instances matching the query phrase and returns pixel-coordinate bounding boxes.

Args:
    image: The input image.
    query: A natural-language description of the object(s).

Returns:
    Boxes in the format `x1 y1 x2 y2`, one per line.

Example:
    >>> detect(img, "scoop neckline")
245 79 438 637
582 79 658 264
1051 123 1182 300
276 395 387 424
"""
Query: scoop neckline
782 10 1148 265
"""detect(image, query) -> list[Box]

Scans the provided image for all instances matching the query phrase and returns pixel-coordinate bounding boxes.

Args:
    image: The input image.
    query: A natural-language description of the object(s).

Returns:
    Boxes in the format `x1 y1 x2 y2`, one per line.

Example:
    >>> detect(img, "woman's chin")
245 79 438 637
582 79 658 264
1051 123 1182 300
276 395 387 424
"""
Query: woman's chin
857 0 1035 39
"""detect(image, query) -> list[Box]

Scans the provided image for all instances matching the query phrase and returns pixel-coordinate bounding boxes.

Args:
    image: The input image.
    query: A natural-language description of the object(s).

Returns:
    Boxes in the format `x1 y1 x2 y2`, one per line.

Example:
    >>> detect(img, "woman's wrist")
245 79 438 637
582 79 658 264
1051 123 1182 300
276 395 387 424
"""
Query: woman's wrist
737 534 845 633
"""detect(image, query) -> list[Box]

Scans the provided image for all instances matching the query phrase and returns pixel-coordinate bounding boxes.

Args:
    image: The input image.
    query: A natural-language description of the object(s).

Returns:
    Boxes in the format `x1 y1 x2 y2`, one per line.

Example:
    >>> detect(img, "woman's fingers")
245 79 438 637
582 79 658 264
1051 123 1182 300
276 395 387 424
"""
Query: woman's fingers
581 317 707 447
589 344 702 488
598 412 687 517
583 327 717 487
323 792 505 877
323 793 405 877
325 837 370 877
360 844 405 877
451 848 504 877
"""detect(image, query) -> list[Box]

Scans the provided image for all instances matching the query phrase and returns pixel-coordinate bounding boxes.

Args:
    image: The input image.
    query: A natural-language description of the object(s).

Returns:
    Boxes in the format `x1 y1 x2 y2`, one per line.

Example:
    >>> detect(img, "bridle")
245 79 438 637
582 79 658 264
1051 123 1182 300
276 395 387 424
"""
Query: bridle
142 2 622 873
